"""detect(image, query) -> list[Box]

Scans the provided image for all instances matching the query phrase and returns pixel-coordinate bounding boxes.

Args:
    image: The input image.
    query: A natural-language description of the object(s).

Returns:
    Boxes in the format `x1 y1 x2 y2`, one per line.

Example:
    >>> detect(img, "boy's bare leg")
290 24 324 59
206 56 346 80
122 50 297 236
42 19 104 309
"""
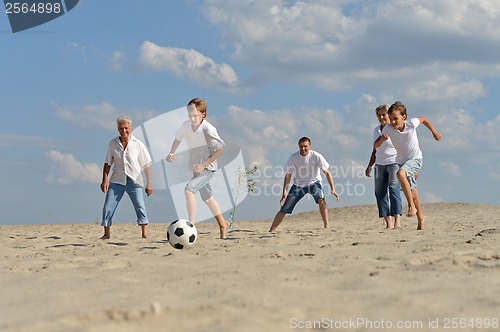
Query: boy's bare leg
214 214 230 239
204 196 230 239
141 224 148 239
184 189 197 223
385 216 394 229
269 211 286 232
318 198 329 228
412 188 426 230
397 169 417 217
100 226 110 240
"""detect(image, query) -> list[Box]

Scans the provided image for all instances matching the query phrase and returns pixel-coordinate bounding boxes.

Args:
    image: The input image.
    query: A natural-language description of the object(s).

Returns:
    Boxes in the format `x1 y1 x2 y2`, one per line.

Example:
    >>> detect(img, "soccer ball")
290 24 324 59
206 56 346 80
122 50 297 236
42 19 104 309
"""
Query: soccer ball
167 219 197 249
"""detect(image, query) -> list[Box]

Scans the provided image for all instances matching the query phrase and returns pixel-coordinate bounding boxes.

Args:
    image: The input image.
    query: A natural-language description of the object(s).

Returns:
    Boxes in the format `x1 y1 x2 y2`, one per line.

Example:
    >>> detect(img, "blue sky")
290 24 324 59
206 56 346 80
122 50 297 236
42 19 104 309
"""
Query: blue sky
2 0 500 226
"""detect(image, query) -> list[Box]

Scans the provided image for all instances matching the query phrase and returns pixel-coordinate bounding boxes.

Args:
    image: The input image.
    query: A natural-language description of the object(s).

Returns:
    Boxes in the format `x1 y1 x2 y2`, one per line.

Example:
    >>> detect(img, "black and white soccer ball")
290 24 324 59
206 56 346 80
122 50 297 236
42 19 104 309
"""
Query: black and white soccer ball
167 219 197 249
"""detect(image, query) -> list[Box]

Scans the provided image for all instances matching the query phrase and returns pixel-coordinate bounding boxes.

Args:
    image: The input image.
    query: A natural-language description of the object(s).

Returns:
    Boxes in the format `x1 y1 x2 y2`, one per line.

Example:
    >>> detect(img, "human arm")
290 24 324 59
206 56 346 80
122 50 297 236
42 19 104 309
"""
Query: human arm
323 169 339 201
100 163 111 193
279 173 292 206
417 116 442 141
365 148 376 177
143 164 153 196
373 134 389 149
166 139 182 162
192 147 225 175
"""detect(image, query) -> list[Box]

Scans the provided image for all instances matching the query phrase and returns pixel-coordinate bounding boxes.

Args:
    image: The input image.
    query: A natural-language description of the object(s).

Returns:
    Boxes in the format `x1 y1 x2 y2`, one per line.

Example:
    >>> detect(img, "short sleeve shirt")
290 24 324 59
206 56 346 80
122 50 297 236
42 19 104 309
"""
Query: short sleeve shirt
105 135 152 187
381 118 422 164
373 125 397 165
285 150 330 187
175 119 225 171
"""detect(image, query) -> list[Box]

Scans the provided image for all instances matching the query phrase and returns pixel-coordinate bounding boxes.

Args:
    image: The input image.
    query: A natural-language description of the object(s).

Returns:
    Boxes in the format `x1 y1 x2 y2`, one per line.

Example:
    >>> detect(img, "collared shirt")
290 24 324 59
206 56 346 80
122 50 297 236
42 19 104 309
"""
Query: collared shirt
105 135 152 187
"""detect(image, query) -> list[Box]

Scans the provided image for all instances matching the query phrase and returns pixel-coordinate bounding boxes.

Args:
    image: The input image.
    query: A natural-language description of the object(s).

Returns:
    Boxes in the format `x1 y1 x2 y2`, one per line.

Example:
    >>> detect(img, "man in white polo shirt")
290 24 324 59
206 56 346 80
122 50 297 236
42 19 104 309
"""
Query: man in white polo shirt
100 116 153 240
269 137 339 232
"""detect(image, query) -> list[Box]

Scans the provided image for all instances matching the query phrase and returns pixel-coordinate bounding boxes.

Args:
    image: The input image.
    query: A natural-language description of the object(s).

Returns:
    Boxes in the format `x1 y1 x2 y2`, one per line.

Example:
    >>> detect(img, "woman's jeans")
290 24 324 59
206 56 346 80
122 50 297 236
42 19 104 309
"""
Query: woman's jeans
374 164 402 218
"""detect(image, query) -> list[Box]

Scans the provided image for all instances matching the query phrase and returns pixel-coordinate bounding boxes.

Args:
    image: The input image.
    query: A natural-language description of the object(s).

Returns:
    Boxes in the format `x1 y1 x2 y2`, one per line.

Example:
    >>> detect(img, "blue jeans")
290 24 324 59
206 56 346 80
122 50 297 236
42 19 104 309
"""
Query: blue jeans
374 164 402 218
280 181 324 214
102 177 149 227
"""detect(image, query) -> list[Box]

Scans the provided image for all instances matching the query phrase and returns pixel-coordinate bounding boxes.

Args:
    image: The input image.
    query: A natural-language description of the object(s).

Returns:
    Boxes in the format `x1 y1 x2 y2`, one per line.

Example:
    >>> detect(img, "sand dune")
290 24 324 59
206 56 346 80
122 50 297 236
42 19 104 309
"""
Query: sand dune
1 203 499 331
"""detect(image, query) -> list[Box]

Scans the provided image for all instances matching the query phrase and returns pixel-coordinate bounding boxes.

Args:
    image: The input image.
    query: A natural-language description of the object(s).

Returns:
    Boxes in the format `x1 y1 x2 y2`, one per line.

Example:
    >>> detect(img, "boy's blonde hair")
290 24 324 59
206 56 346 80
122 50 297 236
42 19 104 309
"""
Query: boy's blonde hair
187 98 207 117
388 101 407 116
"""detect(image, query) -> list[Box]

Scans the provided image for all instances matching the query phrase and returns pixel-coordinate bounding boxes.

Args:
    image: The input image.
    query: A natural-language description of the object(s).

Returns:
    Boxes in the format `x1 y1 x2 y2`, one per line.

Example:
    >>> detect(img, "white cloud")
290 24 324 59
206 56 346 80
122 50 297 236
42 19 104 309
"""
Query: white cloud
109 51 126 71
440 161 461 177
45 150 100 185
138 41 239 92
200 0 500 100
405 74 485 102
53 102 158 131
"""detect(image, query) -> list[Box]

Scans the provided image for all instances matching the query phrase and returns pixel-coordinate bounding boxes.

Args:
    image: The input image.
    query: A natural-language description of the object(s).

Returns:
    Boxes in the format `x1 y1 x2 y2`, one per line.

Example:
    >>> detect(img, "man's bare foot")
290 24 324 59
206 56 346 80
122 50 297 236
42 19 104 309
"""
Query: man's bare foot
406 206 417 217
219 220 230 239
324 223 330 229
417 216 427 230
100 235 110 240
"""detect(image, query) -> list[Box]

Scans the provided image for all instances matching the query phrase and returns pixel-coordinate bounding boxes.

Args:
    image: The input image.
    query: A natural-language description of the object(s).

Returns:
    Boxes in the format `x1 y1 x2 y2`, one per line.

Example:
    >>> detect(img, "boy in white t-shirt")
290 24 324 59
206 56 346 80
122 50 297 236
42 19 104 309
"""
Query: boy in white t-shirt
269 137 339 232
374 101 441 230
166 98 231 239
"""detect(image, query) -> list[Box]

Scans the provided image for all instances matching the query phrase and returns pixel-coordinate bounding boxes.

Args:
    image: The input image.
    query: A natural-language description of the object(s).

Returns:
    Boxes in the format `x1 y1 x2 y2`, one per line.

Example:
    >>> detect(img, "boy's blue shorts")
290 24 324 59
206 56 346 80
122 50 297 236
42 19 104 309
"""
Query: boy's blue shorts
400 159 422 190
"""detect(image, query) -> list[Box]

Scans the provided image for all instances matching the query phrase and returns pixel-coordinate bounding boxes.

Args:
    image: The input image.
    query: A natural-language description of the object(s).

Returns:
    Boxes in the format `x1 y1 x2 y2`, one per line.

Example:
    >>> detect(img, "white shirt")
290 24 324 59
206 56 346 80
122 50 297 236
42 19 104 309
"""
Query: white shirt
175 119 225 171
373 125 397 165
285 150 330 187
105 135 152 187
381 117 422 164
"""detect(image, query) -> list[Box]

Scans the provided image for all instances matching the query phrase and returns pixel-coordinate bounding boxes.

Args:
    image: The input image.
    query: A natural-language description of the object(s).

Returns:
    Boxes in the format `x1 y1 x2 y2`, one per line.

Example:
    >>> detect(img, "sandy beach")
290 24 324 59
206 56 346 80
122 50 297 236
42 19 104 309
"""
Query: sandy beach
1 202 499 332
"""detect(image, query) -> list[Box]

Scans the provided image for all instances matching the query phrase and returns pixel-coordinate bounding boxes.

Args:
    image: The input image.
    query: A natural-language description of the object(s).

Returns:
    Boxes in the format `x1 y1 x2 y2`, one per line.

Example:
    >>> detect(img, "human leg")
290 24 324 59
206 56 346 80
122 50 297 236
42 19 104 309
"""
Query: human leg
412 188 426 230
269 211 286 232
269 185 305 232
101 182 125 239
374 165 392 228
185 170 216 223
387 163 403 228
126 177 149 238
184 189 197 222
309 182 329 228
399 159 422 219
318 198 329 228
203 195 230 239
397 168 416 217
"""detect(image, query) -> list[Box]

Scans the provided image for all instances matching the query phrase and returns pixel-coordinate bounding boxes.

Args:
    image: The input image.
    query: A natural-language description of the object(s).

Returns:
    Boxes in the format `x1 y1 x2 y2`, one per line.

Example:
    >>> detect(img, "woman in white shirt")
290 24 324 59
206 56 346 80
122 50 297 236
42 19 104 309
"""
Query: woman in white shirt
365 105 402 229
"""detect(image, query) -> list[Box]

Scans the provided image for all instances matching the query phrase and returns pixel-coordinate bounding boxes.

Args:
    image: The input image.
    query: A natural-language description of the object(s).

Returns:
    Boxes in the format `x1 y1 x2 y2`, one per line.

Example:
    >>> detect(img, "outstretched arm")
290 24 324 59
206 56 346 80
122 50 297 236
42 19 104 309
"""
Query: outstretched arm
417 116 442 141
166 139 182 162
